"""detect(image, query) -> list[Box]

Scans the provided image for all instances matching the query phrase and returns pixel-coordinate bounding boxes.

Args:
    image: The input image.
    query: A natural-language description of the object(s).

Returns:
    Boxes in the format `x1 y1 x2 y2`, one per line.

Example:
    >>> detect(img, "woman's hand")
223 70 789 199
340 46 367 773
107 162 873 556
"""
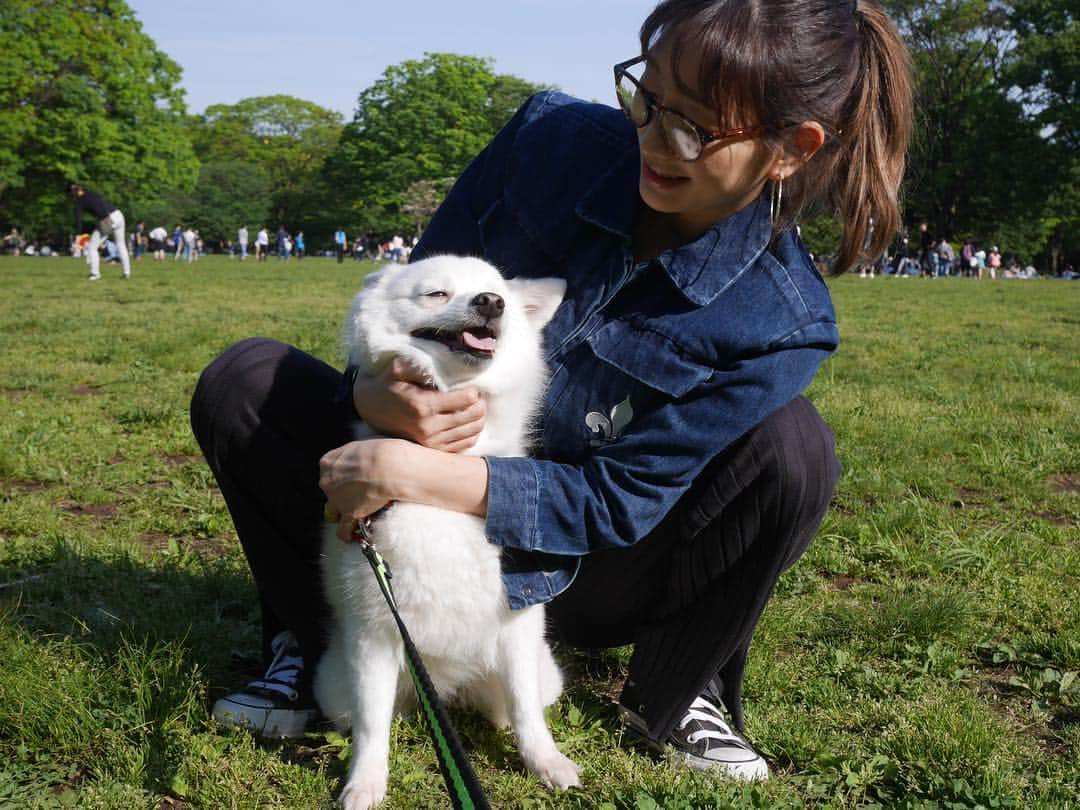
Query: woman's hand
320 437 409 541
353 357 486 452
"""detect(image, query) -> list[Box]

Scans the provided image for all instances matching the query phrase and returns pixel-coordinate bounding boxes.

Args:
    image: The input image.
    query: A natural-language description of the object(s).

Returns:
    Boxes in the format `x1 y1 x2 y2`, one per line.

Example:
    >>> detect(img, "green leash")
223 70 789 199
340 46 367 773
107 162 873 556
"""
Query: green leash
351 518 492 810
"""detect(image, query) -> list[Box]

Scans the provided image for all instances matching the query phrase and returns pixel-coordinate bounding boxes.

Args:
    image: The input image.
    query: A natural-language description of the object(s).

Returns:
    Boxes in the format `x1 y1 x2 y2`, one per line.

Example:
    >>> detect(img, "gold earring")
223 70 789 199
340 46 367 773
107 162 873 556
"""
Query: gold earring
769 175 784 228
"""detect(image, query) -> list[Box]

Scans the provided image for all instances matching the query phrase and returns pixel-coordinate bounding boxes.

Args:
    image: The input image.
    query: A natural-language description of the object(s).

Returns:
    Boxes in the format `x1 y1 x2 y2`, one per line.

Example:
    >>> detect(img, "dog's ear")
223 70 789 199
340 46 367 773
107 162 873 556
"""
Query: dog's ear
507 277 566 330
361 265 392 289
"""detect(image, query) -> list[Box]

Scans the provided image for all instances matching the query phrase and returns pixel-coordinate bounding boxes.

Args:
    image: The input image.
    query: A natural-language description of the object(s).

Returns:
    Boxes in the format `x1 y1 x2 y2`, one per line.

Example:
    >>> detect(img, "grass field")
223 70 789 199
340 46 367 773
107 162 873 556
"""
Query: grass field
1 254 1077 809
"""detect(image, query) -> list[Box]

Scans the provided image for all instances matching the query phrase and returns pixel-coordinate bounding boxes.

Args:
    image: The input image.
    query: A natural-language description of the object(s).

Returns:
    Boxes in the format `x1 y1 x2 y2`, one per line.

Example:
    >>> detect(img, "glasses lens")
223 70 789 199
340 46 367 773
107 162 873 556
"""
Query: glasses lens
616 73 650 126
662 113 703 161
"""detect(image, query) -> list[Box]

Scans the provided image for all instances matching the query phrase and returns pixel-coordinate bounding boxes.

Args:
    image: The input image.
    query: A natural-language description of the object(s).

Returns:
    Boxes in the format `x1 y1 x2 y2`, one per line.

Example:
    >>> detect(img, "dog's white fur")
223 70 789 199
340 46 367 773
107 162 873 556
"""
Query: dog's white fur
314 256 580 809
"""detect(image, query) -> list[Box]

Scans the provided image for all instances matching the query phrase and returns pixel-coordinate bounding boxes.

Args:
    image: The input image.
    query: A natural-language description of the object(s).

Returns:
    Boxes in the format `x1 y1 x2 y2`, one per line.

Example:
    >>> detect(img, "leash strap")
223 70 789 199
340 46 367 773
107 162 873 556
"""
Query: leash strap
352 521 491 810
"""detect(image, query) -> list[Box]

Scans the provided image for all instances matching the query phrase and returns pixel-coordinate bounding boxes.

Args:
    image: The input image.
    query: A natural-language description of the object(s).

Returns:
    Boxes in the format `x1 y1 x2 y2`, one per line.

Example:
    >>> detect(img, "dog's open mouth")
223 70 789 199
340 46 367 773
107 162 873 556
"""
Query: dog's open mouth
411 326 498 359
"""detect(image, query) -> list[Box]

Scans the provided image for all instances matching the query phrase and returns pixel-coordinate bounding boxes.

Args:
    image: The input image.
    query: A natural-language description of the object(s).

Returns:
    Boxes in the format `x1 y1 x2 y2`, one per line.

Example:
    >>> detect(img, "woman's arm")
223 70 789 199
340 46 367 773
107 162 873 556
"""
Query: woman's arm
351 357 486 453
319 438 489 541
483 343 835 557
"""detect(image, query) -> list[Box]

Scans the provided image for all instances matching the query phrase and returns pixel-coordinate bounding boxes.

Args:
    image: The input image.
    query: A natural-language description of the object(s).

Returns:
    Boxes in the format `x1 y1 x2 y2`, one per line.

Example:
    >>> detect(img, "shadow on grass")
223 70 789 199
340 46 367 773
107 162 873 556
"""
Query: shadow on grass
0 542 304 795
0 544 633 803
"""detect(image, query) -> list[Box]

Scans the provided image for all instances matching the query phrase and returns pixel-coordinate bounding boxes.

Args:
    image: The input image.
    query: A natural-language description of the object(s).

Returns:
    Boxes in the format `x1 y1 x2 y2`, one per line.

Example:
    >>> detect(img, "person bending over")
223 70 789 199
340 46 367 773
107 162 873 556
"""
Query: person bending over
68 182 131 281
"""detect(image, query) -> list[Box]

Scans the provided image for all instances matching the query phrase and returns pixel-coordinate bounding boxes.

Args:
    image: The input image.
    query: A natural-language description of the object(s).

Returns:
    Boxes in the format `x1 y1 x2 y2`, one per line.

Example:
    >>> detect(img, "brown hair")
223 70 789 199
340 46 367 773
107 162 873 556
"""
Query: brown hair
640 0 914 274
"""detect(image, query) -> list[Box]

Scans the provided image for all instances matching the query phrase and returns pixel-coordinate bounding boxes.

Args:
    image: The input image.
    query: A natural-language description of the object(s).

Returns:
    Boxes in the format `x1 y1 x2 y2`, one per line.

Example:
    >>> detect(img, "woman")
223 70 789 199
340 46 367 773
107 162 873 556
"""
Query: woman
192 0 912 781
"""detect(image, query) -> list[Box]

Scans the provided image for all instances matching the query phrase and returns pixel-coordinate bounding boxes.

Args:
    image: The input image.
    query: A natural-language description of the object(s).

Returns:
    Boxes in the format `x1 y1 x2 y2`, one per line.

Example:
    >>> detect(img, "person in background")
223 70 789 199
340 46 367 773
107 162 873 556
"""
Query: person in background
132 220 146 261
67 181 131 280
295 231 305 260
3 228 21 256
148 225 167 260
988 245 1001 279
277 225 290 261
975 246 987 278
181 227 196 263
238 225 249 261
389 233 405 262
917 221 933 276
935 237 954 277
334 227 347 263
961 239 974 277
256 227 269 261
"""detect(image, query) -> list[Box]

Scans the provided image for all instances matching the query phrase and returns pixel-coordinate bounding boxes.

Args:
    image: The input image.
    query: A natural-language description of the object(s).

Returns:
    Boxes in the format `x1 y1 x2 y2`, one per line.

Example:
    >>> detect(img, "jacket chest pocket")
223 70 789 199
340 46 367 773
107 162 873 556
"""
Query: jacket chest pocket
587 319 711 398
543 319 712 457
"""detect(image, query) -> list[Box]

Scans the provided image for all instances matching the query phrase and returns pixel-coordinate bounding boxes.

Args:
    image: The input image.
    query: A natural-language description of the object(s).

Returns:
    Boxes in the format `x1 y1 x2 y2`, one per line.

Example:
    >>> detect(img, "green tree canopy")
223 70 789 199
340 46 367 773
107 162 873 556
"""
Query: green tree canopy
887 1 1047 239
882 0 1075 266
325 53 548 237
1006 0 1078 269
186 95 343 243
0 0 198 239
1008 0 1079 150
150 161 272 247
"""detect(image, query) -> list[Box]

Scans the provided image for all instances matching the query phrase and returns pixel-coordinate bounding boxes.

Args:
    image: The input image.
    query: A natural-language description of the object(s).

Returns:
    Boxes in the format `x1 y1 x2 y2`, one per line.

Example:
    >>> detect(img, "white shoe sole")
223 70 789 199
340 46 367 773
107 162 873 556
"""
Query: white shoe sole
212 698 317 739
618 703 769 781
673 748 770 781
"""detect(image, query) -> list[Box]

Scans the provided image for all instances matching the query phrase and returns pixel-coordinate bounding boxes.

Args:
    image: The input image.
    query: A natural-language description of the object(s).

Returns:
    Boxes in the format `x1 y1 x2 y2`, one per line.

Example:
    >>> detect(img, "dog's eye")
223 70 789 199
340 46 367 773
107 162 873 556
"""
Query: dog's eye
424 290 449 299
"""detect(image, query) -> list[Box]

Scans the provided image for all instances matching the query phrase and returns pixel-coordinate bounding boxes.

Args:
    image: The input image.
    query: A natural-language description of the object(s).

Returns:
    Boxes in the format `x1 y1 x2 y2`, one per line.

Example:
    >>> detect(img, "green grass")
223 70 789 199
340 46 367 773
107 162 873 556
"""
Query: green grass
1 255 1077 808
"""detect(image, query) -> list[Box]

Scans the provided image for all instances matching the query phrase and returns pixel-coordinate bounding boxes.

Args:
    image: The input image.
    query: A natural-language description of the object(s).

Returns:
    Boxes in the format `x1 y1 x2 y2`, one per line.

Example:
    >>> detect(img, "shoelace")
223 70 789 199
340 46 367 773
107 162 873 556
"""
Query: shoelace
678 696 747 747
247 631 304 701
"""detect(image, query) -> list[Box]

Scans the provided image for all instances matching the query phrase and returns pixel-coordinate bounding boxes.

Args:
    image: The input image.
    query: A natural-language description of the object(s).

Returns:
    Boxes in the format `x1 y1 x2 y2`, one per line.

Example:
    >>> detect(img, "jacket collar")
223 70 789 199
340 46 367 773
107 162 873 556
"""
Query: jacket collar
655 193 773 306
574 143 773 307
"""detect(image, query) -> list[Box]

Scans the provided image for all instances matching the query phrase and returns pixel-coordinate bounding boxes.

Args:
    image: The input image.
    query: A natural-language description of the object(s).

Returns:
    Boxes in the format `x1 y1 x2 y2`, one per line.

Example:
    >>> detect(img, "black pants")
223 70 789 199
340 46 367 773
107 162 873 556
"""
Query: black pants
190 338 840 741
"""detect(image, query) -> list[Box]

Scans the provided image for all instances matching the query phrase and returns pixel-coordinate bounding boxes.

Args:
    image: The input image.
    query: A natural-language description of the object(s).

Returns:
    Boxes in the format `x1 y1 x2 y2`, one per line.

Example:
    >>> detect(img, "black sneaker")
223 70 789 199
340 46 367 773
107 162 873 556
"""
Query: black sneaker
620 694 769 781
211 630 319 739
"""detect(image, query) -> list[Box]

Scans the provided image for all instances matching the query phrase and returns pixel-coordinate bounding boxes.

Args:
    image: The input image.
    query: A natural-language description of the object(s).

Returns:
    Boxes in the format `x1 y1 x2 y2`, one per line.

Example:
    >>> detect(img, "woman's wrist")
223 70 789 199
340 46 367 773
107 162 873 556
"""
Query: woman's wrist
387 442 489 517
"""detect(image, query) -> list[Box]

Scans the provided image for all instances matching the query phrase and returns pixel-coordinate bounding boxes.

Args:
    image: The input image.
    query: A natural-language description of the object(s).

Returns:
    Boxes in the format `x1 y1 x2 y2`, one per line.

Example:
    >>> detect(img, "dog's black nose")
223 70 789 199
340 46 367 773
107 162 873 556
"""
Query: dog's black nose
470 292 504 320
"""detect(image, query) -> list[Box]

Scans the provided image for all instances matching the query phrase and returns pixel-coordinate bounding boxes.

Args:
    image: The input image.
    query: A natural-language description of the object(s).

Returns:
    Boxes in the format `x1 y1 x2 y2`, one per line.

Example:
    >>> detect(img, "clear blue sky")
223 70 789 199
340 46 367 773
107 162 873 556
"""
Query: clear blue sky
128 0 660 120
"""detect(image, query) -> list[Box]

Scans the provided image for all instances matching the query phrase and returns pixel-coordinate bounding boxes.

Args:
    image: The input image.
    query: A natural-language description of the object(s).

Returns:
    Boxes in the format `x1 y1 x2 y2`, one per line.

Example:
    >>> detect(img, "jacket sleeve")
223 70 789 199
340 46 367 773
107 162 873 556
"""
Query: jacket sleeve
484 341 833 556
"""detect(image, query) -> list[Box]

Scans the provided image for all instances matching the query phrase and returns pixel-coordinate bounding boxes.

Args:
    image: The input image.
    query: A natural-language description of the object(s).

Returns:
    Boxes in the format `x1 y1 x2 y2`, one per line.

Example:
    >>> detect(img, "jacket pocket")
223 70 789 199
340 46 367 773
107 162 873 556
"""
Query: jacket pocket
586 319 711 399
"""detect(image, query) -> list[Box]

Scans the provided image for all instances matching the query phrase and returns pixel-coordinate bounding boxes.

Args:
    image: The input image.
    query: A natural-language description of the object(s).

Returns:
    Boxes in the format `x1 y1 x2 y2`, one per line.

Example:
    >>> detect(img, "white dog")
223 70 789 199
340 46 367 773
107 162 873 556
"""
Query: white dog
314 256 581 809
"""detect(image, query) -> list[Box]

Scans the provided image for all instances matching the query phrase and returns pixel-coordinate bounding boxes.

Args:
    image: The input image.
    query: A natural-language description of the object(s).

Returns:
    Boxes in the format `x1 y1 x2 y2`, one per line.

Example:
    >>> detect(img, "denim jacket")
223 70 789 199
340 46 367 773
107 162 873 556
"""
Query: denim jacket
412 92 839 609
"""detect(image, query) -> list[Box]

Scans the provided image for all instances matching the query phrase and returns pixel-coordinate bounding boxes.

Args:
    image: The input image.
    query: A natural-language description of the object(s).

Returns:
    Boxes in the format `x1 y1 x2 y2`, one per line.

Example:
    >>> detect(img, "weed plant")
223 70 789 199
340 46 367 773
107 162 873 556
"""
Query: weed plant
1 256 1077 808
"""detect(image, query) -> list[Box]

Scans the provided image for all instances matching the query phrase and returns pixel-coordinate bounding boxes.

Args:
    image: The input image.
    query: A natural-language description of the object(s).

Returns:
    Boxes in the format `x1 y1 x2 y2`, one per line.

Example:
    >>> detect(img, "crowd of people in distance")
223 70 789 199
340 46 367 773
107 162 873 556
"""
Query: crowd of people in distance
115 225 424 265
852 221 1060 279
43 223 424 267
5 210 1075 281
3 227 59 256
67 221 207 264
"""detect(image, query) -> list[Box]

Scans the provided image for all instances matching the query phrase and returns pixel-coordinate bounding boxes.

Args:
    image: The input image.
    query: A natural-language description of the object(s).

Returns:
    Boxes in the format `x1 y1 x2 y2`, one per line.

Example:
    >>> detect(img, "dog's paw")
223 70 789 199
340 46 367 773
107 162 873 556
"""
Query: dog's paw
529 749 582 791
339 767 388 810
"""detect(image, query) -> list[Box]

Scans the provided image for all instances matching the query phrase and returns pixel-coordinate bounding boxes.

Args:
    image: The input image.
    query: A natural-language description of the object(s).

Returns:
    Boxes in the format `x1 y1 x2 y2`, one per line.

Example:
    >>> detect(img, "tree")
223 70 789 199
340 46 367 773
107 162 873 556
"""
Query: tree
0 0 198 240
881 0 1078 267
1007 0 1079 150
186 95 343 243
400 177 455 237
182 162 271 246
1006 0 1079 269
325 53 549 237
885 1 1049 239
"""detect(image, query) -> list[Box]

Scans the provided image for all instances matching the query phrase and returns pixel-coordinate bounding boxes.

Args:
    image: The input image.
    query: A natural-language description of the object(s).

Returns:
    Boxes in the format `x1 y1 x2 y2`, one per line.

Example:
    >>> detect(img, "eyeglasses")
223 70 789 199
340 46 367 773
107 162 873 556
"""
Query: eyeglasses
614 56 768 162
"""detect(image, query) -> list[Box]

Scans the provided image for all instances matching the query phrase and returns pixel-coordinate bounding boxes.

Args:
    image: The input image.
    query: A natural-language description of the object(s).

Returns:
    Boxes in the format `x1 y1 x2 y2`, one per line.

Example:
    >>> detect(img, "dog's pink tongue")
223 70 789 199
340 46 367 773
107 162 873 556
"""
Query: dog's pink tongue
461 330 496 352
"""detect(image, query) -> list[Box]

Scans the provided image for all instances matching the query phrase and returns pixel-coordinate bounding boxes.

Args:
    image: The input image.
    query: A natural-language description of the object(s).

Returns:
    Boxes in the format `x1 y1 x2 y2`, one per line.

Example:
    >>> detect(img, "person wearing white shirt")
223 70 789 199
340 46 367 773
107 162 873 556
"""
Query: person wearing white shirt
182 228 196 263
148 225 168 260
256 227 269 261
